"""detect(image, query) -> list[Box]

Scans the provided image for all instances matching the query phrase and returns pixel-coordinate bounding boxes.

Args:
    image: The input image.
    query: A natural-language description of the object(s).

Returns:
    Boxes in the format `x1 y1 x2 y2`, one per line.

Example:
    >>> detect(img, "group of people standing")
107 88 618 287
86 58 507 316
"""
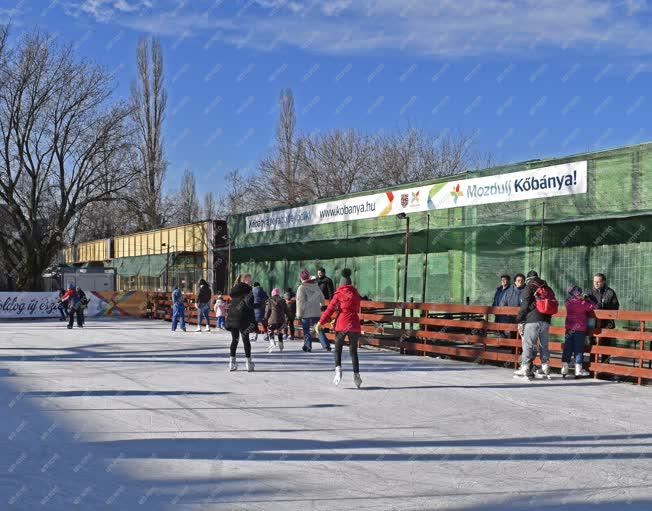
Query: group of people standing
58 284 89 329
493 271 619 380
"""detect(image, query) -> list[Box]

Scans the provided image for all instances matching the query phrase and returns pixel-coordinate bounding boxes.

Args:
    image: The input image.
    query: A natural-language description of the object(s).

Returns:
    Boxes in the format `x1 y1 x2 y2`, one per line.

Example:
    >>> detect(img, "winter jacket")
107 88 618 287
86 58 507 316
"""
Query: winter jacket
320 285 362 333
265 295 289 325
499 284 525 308
225 283 255 331
197 283 212 304
565 297 595 333
589 286 619 311
172 288 184 305
296 281 324 319
516 278 554 324
589 285 619 329
252 286 268 322
62 289 81 308
492 286 510 307
214 298 227 317
317 276 335 300
285 298 297 321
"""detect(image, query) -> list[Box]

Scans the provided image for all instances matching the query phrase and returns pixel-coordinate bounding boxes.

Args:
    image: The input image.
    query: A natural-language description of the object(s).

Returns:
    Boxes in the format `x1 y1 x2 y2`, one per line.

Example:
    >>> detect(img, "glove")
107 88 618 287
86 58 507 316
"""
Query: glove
314 322 322 333
517 323 525 336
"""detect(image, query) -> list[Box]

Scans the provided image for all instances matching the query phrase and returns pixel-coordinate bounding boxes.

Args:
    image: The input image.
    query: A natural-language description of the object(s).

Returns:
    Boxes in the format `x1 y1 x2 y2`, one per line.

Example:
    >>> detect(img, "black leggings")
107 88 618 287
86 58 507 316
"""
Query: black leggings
230 329 252 358
284 320 295 338
334 332 360 373
68 308 83 327
268 323 284 343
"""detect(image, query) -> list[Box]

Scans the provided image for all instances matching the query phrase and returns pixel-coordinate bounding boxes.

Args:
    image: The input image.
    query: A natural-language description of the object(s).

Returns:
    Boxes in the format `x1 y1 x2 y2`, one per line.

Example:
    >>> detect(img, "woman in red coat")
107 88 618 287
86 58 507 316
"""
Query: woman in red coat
317 269 363 388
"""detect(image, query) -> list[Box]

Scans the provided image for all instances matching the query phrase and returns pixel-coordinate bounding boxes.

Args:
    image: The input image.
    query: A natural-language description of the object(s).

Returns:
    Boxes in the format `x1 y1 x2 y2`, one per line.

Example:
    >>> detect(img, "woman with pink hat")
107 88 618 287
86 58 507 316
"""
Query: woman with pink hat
296 269 330 352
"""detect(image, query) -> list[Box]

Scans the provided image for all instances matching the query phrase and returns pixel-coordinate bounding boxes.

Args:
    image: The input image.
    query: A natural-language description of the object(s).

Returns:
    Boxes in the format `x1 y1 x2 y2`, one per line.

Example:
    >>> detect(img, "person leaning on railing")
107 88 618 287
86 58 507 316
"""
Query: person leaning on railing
590 273 619 364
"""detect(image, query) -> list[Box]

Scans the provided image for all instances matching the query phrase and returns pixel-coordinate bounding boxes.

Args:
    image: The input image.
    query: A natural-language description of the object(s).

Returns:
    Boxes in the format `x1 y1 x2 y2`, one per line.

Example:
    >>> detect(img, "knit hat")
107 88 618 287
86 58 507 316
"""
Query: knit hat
271 288 280 296
68 283 75 290
526 270 539 279
567 285 582 298
284 292 292 300
299 269 311 282
339 268 352 287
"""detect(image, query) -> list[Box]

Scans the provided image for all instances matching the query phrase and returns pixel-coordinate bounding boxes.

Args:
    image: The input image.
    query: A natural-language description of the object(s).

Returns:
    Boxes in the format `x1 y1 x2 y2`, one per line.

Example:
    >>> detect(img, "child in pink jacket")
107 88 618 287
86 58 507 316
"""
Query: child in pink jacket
214 294 228 330
562 286 595 378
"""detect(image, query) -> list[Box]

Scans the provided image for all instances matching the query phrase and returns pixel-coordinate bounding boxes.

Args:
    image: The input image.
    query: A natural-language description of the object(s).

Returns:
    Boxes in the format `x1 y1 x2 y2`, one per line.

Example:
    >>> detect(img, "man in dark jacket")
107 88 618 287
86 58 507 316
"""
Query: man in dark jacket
514 270 554 379
195 279 212 332
590 273 619 363
492 274 511 337
316 268 335 301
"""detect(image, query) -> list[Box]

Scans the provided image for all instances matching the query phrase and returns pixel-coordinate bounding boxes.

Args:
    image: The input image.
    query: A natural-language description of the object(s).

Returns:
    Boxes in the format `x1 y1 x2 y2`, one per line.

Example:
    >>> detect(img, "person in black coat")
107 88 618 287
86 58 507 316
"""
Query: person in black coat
226 274 256 372
590 273 620 363
316 268 335 301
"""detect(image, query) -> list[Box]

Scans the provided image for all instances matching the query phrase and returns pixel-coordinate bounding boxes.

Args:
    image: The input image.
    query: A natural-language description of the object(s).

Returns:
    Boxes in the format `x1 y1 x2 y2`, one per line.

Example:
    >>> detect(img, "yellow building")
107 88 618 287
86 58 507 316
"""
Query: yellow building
63 221 227 292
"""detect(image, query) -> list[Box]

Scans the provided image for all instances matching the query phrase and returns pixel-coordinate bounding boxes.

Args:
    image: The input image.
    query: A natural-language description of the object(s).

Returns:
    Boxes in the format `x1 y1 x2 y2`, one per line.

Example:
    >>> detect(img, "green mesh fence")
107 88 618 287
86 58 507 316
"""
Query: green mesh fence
225 143 652 311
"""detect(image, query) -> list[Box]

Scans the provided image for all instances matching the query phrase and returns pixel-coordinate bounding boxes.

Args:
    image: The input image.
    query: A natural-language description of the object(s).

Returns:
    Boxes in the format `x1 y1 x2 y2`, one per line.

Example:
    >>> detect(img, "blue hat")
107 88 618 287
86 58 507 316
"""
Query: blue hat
68 283 75 290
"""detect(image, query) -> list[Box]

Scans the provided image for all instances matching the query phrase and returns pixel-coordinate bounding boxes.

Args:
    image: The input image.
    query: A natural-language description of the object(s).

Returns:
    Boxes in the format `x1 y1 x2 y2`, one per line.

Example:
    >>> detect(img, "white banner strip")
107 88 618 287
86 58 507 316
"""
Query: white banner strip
245 161 587 233
0 292 107 319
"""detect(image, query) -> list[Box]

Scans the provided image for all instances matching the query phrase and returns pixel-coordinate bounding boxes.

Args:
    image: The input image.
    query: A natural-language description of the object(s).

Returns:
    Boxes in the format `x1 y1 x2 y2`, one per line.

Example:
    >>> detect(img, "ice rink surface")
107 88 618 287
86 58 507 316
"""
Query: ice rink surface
0 318 650 511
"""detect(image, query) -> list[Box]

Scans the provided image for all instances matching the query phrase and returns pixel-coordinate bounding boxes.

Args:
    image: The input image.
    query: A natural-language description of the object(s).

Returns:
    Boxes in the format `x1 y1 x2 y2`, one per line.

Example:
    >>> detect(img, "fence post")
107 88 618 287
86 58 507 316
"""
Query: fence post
639 320 645 386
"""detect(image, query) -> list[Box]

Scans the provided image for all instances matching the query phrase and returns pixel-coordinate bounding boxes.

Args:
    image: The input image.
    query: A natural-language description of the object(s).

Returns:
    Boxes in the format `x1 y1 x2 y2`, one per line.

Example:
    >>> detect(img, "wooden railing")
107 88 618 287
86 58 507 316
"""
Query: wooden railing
147 294 652 385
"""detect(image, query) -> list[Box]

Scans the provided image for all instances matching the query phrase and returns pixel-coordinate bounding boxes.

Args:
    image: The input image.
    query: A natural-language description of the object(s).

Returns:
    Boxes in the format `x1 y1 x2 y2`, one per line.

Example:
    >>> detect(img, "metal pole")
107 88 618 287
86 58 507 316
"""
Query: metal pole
344 223 350 269
227 238 232 291
165 244 170 292
539 201 546 273
401 217 410 330
421 213 430 304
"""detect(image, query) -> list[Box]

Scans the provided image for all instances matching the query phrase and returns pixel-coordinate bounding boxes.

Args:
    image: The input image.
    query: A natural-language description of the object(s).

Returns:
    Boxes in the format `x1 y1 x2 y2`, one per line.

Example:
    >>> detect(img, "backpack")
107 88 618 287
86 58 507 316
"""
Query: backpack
534 283 558 315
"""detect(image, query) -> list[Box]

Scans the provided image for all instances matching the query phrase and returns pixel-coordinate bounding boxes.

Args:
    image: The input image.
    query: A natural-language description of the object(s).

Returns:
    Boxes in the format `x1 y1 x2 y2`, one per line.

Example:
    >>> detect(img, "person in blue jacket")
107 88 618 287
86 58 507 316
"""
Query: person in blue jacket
171 286 187 332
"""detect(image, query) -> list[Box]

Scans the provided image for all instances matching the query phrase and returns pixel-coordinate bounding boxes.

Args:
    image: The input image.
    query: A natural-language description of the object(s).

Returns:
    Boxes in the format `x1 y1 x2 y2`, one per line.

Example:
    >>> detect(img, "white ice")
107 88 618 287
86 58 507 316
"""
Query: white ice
0 318 650 510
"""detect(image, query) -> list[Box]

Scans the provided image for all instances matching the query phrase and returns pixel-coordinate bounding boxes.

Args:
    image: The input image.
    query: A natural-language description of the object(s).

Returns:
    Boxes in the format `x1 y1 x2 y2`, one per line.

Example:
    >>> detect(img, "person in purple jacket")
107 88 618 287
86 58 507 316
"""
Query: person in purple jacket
562 286 595 378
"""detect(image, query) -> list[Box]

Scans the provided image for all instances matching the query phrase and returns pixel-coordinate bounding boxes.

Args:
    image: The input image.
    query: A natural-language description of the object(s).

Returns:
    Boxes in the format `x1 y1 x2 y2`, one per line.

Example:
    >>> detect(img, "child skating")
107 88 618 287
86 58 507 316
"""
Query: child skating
214 293 227 330
562 286 595 378
264 288 290 352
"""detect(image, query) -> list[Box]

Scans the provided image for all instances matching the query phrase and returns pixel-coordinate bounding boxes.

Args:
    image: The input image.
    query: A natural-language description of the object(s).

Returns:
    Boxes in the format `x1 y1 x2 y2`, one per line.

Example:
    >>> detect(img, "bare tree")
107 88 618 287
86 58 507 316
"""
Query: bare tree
177 169 200 224
252 89 308 207
300 129 373 198
0 27 135 290
202 191 217 220
130 36 167 230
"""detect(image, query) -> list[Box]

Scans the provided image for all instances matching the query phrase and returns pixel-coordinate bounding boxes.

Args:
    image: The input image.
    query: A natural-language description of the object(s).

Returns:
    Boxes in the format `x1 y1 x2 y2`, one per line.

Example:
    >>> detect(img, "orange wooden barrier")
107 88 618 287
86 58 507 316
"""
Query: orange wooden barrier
148 293 652 385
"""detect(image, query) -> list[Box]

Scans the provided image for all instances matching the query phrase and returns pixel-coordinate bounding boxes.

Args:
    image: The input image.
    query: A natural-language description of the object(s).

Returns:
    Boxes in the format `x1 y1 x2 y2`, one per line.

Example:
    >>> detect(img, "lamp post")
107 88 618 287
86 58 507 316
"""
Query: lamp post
397 213 410 331
162 243 175 292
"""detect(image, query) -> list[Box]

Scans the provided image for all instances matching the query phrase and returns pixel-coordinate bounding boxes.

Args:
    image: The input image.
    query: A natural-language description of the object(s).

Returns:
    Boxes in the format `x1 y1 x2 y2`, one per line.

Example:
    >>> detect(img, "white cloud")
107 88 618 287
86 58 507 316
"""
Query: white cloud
60 0 652 58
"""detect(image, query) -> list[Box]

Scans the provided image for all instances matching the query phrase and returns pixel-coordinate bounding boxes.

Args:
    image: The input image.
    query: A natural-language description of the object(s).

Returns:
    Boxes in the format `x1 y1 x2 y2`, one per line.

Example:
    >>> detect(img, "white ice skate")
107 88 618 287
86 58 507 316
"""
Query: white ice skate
513 364 533 380
353 373 362 389
561 362 569 377
229 357 237 372
267 338 277 353
195 326 202 333
575 363 589 378
535 363 552 380
333 366 342 386
204 325 211 332
246 358 255 372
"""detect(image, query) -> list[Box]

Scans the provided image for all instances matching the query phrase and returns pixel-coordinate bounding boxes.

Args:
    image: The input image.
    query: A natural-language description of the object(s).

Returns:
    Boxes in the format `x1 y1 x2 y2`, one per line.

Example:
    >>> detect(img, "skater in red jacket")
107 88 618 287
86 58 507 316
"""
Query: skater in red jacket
316 269 363 388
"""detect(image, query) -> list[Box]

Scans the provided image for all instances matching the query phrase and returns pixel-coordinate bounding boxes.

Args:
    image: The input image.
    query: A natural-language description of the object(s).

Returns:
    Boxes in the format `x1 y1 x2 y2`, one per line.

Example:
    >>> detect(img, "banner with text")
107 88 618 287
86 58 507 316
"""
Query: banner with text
0 292 148 319
245 160 588 233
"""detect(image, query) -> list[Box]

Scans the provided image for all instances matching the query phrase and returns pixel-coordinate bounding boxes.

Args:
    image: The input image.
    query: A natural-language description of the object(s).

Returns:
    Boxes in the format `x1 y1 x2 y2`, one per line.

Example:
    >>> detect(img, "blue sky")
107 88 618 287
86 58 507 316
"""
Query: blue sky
2 0 652 195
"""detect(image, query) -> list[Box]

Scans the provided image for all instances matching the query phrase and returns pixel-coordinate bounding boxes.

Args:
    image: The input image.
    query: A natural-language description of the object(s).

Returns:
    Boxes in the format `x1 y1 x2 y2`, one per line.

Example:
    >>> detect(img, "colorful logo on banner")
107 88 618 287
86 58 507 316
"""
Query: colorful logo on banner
93 291 135 316
380 191 394 216
451 183 464 203
427 183 446 209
